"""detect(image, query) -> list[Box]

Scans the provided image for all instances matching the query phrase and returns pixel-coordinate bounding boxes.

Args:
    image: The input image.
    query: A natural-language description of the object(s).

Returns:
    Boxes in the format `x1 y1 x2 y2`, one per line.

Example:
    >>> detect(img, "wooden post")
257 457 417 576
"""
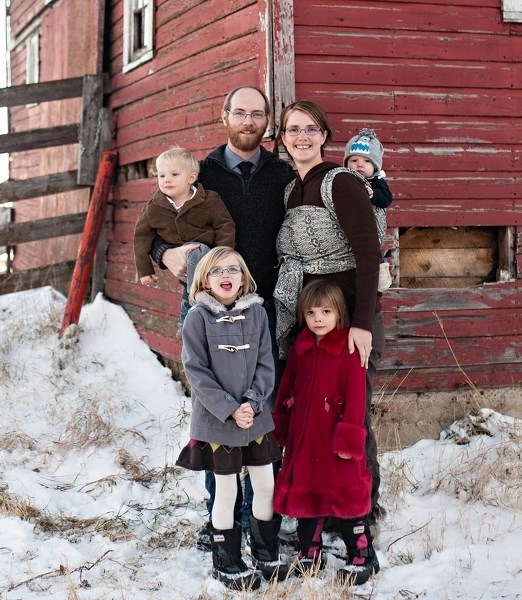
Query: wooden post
60 150 118 336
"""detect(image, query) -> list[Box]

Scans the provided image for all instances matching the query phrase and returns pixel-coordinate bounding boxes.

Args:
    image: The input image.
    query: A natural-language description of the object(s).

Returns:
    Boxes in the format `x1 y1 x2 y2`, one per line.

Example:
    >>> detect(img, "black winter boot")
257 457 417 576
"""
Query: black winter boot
336 517 380 586
249 514 289 581
210 526 261 590
293 517 326 577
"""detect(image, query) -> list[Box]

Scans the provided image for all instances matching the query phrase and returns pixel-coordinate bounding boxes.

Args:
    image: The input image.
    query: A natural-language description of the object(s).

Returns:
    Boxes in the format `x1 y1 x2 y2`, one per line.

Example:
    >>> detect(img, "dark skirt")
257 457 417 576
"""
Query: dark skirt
176 432 281 475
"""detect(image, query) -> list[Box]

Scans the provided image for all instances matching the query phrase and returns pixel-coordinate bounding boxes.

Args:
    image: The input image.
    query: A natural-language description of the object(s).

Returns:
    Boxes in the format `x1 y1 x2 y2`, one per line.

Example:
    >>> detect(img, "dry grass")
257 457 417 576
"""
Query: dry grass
0 487 131 541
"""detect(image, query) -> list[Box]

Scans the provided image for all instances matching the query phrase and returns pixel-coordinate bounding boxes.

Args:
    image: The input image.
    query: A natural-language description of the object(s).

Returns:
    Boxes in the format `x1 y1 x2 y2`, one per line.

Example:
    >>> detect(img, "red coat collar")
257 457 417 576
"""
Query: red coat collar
294 326 349 357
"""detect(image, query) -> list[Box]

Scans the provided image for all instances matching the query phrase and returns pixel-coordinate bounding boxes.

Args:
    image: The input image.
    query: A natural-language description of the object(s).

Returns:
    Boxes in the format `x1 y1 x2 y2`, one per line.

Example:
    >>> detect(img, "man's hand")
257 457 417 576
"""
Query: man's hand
140 274 158 286
162 243 200 278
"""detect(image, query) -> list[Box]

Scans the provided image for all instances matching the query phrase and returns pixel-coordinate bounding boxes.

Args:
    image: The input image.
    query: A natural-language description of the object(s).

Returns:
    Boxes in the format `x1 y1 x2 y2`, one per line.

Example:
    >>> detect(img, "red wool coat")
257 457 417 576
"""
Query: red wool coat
272 326 372 519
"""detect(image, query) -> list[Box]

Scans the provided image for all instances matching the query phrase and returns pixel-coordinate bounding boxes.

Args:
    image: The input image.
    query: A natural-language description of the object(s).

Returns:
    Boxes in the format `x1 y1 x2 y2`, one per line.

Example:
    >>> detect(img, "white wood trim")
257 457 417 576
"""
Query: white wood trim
502 0 522 22
123 0 154 73
271 0 295 125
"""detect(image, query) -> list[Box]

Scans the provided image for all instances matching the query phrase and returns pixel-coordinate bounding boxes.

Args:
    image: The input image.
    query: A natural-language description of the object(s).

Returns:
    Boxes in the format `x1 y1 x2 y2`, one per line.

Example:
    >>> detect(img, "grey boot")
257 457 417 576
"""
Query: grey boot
211 525 261 590
249 514 289 581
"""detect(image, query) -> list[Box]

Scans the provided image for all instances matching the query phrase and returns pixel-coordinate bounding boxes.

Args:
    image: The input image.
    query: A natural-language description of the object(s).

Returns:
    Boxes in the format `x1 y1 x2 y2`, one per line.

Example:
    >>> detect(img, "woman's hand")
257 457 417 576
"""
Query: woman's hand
338 453 352 460
348 326 373 369
162 243 200 278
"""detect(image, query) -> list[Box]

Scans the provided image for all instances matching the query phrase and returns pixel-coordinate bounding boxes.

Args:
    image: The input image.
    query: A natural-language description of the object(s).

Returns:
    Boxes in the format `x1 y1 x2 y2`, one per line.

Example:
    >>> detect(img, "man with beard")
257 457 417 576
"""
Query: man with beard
150 85 296 548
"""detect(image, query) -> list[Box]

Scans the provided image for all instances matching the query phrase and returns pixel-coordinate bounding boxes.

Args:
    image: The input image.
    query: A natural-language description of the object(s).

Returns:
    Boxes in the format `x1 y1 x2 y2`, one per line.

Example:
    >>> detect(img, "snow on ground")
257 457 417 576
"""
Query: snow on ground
0 287 520 599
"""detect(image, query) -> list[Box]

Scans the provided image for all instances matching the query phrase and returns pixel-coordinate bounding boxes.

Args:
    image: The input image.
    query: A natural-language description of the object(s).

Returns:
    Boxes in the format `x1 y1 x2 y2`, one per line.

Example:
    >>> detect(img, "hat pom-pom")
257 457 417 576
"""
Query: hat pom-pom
358 127 377 138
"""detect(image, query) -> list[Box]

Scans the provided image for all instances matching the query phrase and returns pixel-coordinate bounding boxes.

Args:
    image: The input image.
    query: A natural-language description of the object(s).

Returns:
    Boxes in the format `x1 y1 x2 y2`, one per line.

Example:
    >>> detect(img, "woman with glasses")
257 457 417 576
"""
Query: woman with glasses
272 100 386 545
176 246 288 590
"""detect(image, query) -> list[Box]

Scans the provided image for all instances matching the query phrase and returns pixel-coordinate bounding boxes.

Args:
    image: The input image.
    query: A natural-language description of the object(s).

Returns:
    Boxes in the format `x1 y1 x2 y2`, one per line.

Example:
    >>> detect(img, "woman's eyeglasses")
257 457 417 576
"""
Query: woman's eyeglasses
208 266 242 277
284 126 322 136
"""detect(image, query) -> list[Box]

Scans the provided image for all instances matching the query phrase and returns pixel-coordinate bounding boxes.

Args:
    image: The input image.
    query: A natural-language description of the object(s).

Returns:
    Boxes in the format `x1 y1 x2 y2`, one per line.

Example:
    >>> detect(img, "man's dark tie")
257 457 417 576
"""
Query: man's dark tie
238 161 253 182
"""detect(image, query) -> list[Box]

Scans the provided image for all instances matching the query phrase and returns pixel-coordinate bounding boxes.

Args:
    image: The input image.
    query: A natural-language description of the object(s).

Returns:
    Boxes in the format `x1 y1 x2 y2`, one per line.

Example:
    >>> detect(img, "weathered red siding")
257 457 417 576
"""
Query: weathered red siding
291 0 522 391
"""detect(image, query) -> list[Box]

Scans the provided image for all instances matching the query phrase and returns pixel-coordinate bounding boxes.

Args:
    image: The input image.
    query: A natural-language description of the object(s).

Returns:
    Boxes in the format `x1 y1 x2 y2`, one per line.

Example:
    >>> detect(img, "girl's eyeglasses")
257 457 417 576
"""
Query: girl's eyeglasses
284 126 322 136
208 266 242 277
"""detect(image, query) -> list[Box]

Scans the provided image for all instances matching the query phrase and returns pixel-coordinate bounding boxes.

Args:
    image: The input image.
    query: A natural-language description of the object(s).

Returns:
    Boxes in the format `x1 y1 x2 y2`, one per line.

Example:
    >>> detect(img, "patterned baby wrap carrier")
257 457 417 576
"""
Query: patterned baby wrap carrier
274 167 386 358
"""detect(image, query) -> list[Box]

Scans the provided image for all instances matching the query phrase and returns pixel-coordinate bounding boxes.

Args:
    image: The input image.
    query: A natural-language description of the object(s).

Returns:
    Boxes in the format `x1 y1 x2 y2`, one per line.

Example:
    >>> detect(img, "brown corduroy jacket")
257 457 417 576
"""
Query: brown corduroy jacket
133 183 235 278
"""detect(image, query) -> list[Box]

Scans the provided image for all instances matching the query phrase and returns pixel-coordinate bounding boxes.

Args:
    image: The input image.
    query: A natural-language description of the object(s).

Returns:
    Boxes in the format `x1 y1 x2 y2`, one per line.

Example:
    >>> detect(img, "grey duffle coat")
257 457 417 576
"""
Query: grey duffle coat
181 291 275 447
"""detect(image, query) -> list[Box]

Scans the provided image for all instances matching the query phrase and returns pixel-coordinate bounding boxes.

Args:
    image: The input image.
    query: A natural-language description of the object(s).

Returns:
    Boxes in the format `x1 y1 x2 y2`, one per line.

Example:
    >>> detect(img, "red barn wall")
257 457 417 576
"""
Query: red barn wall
291 0 522 392
103 0 522 392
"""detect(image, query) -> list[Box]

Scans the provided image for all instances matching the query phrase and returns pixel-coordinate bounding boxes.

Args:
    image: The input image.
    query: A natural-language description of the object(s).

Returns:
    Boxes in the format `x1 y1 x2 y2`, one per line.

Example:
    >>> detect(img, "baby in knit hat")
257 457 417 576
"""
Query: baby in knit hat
344 128 393 291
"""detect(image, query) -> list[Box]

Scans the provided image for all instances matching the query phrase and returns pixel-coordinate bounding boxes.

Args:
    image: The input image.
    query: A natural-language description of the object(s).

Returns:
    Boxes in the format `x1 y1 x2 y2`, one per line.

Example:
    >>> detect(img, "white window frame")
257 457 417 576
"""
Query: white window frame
123 0 154 73
25 32 39 84
502 0 522 22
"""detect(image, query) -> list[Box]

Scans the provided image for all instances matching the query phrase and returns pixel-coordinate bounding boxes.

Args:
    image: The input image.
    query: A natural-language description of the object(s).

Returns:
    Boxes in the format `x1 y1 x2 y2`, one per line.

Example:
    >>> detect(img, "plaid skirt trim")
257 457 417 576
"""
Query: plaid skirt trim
176 432 281 475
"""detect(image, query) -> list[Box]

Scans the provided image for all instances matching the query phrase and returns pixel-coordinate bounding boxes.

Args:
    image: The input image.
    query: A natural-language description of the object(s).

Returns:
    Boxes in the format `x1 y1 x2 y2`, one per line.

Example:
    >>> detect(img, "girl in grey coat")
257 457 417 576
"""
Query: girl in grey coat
176 246 287 589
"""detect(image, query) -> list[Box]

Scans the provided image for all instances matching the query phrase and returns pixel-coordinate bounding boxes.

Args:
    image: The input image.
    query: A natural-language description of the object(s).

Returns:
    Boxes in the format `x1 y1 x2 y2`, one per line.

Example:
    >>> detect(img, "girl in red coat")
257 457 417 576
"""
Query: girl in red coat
272 280 380 585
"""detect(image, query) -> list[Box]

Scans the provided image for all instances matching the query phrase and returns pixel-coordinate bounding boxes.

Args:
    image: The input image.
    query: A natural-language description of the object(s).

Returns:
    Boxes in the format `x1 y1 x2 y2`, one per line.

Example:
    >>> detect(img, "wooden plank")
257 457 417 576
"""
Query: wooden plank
381 283 522 312
379 336 522 369
296 60 522 91
272 0 295 118
400 227 495 249
0 171 86 203
400 248 495 278
299 85 520 119
390 177 518 201
296 2 506 35
387 202 521 228
375 363 522 394
104 277 182 315
328 115 522 145
78 74 105 185
123 302 181 338
0 125 79 153
0 77 84 107
295 29 522 63
384 309 522 339
399 276 491 288
0 213 86 245
0 260 75 295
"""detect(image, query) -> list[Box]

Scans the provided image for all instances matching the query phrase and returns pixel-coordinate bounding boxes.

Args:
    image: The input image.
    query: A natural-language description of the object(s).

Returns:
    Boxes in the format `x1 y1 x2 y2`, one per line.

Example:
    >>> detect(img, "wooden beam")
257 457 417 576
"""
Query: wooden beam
0 77 84 107
0 261 75 295
78 74 105 185
0 213 86 245
0 124 78 153
0 171 87 203
272 0 295 119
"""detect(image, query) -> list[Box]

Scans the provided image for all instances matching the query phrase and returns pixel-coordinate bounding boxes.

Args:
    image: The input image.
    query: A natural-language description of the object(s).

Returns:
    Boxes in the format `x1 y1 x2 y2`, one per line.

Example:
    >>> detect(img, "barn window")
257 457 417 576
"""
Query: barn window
502 0 522 21
25 32 39 84
123 0 154 73
396 227 515 288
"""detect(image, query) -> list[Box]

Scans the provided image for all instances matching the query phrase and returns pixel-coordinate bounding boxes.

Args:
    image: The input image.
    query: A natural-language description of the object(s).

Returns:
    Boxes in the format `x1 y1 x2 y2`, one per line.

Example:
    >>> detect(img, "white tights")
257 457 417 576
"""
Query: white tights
212 464 274 530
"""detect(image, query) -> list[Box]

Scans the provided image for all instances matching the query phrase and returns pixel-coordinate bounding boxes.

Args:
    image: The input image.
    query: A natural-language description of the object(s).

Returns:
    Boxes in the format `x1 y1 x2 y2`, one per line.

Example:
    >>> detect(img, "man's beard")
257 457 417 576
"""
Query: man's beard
227 123 265 152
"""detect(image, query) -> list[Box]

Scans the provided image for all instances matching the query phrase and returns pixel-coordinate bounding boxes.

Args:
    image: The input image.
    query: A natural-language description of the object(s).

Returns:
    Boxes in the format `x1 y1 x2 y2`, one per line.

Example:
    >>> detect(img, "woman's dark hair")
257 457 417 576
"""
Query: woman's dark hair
297 280 348 328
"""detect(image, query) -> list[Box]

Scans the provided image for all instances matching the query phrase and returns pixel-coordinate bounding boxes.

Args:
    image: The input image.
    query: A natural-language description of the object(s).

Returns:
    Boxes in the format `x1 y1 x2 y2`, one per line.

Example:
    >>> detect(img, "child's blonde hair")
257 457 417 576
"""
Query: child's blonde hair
297 280 348 328
156 146 200 176
189 246 256 304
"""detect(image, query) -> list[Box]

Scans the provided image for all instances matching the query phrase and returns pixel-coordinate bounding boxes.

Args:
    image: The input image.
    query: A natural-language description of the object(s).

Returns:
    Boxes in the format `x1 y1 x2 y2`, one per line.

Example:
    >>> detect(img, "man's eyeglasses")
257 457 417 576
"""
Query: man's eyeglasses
226 110 267 122
208 266 243 277
284 126 322 136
